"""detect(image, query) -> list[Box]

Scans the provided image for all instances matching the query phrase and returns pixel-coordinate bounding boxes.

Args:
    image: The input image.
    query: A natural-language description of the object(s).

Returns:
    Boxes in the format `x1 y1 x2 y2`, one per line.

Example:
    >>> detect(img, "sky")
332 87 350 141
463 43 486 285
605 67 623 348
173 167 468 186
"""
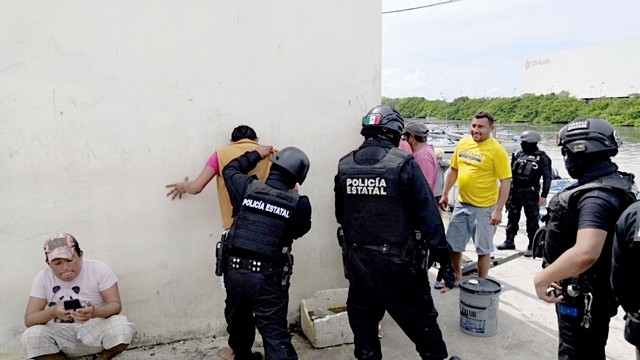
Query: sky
382 0 640 100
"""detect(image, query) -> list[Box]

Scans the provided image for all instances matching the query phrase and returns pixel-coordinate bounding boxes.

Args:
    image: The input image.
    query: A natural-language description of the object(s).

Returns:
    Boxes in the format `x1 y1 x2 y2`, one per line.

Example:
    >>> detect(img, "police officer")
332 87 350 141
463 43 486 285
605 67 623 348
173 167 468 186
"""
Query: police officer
612 201 640 359
533 118 636 360
497 130 553 257
335 105 459 360
222 145 312 360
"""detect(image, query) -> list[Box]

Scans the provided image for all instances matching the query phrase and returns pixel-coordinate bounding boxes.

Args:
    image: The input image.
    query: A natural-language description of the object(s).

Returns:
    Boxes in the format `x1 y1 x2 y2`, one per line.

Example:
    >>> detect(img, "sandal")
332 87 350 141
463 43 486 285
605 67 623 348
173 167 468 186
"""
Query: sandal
434 282 459 290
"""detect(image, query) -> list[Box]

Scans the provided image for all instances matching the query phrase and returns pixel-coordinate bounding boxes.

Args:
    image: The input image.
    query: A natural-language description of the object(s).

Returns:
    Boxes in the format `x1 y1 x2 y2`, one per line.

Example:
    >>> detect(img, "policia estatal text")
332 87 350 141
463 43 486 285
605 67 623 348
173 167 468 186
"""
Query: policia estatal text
335 105 458 360
220 145 312 360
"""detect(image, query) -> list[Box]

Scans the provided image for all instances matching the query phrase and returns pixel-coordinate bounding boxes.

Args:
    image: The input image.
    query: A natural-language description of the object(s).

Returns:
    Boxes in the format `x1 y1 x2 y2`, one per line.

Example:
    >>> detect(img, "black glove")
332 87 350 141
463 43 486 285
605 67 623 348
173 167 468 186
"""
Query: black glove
625 312 640 347
437 263 456 289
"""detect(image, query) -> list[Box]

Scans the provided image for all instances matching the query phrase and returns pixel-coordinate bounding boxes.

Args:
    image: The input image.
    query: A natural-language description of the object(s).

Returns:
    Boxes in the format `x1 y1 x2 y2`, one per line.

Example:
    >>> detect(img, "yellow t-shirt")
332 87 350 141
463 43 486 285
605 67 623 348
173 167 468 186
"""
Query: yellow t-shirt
450 136 511 207
215 139 272 229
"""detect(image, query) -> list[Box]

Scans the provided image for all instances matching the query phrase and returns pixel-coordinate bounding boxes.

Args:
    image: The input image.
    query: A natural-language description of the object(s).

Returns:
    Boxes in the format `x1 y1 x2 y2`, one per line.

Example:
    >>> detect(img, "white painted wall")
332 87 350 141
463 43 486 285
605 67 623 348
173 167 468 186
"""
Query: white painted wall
521 39 640 98
0 0 381 353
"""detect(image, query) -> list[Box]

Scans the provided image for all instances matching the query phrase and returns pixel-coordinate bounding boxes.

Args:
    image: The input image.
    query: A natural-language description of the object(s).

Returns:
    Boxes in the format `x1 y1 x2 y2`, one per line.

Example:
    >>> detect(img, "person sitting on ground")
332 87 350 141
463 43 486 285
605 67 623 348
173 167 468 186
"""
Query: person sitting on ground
21 233 135 360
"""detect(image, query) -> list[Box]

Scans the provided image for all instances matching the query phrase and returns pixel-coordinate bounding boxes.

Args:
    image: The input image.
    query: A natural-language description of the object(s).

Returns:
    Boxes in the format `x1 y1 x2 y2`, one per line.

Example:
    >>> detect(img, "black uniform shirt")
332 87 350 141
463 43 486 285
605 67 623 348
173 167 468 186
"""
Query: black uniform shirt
511 150 553 198
223 151 312 241
334 139 448 256
612 201 640 313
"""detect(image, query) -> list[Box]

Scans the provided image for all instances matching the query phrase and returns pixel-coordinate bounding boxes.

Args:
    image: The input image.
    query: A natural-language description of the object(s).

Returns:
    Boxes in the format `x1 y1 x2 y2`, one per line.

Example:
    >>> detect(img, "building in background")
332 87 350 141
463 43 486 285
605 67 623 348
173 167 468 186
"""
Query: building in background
521 39 640 98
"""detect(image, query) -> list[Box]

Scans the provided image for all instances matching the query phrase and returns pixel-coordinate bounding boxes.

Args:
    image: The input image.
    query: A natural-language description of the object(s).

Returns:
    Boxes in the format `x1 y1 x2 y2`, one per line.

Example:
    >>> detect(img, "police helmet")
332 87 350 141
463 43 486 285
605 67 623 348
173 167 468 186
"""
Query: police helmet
557 117 621 157
520 130 541 143
270 146 310 185
361 105 404 136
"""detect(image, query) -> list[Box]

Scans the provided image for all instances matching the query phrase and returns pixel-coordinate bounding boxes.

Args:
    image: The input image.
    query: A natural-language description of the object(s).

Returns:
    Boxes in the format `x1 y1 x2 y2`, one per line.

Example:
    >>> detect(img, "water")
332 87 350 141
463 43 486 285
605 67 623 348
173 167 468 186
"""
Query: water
428 120 640 179
534 124 640 179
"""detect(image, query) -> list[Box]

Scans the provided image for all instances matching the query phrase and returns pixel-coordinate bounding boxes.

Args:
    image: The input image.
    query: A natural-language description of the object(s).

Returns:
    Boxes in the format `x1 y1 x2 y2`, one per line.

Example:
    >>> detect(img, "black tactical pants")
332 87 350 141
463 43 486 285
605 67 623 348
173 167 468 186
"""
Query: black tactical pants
505 187 540 246
346 246 448 360
555 285 613 360
224 267 296 360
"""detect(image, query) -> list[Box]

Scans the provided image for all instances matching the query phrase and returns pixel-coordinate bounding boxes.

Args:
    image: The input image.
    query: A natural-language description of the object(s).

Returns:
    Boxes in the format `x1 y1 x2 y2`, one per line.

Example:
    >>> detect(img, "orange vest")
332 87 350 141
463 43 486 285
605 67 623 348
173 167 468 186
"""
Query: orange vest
215 139 272 229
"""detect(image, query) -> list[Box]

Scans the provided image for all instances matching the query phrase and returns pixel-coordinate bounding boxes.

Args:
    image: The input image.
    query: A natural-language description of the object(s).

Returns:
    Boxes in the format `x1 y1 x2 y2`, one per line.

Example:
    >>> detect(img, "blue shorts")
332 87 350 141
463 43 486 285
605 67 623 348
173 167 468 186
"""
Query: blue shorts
446 201 496 255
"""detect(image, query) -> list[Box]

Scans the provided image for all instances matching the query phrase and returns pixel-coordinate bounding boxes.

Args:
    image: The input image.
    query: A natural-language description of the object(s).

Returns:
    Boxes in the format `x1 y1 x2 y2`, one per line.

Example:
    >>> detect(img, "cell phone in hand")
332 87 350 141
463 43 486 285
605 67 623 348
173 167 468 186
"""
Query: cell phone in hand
63 299 83 310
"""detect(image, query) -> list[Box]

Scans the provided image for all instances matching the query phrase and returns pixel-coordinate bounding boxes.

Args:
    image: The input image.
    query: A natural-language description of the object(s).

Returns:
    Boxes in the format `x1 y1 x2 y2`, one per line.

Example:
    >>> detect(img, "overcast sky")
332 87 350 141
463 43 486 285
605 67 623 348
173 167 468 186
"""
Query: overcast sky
382 0 640 100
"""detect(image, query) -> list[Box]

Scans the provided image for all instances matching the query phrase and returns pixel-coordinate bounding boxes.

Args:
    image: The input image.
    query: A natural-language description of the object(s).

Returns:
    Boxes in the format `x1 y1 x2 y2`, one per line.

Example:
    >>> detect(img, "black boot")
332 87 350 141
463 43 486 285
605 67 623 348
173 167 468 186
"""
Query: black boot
497 235 516 250
524 240 533 257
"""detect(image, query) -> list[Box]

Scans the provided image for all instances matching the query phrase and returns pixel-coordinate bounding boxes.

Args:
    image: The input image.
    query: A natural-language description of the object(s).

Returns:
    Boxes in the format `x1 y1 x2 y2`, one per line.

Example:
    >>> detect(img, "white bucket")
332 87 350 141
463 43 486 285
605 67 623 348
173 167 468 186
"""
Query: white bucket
459 277 502 337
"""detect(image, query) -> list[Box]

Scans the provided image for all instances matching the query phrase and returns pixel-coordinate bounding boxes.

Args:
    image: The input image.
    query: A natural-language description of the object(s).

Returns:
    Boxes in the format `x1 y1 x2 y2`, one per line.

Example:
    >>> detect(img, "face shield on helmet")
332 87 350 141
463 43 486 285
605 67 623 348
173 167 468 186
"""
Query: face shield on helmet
557 118 621 158
270 147 310 185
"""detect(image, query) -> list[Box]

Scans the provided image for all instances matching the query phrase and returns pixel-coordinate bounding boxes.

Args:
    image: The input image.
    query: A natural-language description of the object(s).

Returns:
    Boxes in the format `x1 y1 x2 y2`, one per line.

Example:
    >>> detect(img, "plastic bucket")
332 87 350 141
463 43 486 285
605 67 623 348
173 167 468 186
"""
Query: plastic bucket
459 277 502 337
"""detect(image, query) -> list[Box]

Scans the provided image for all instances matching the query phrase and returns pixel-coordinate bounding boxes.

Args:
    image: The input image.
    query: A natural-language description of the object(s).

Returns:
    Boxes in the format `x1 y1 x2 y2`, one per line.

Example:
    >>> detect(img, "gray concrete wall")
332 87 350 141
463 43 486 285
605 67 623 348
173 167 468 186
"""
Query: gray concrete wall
0 0 381 353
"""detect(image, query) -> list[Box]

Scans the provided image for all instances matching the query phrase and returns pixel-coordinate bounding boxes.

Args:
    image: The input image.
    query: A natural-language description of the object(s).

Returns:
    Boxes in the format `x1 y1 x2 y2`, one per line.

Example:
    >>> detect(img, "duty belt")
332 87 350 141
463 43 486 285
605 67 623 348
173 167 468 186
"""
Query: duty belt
513 186 537 192
350 243 403 256
227 257 280 273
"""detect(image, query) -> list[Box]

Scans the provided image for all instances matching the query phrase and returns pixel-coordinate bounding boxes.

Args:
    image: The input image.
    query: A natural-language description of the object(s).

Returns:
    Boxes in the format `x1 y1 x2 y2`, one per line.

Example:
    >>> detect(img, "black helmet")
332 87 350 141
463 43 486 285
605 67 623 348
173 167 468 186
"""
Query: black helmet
557 117 621 157
361 105 404 136
520 130 541 143
270 147 310 185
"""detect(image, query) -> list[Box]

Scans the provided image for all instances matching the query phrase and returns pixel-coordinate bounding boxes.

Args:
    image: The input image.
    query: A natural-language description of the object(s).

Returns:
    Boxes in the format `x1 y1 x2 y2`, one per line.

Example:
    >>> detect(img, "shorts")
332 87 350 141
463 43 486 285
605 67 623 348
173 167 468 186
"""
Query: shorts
21 315 135 359
446 201 496 255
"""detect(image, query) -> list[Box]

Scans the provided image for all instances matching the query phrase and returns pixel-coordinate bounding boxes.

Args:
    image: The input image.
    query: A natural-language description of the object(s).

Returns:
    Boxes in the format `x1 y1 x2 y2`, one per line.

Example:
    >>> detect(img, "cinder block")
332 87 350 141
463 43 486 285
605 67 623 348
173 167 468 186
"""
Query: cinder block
300 288 354 348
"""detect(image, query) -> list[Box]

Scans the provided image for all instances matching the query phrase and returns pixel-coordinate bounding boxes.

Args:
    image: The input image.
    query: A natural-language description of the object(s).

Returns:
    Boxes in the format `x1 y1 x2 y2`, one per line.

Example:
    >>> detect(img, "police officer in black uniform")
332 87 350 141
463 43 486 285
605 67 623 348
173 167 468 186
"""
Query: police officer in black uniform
612 201 640 359
334 105 459 360
222 145 312 360
497 130 553 257
533 118 636 360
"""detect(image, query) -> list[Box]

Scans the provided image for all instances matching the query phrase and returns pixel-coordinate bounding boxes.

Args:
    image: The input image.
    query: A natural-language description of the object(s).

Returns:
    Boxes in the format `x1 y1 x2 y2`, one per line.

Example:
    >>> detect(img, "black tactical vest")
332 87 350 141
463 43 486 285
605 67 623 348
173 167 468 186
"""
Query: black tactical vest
512 150 542 187
226 181 299 260
338 147 412 246
544 172 636 267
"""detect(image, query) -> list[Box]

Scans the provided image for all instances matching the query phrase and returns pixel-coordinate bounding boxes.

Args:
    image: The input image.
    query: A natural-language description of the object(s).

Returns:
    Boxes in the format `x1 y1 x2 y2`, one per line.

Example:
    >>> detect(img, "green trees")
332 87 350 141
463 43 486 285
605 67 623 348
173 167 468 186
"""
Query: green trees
382 94 640 126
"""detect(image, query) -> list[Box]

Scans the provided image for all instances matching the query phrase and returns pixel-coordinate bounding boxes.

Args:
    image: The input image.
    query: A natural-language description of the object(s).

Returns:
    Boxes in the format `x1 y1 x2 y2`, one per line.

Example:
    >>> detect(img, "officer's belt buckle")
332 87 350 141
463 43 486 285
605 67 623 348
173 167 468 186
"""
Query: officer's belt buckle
355 243 401 256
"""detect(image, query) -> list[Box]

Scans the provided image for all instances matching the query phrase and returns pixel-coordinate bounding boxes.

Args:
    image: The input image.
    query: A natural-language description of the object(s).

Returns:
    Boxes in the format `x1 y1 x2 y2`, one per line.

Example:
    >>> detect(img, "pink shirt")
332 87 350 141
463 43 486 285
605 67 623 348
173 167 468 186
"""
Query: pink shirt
413 145 438 193
206 152 220 174
399 140 412 153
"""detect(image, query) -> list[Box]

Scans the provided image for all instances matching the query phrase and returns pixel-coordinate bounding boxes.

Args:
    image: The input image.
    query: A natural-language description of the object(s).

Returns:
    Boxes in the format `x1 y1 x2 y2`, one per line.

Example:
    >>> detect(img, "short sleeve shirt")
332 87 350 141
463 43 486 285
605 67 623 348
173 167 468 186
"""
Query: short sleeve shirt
30 259 118 318
450 137 511 207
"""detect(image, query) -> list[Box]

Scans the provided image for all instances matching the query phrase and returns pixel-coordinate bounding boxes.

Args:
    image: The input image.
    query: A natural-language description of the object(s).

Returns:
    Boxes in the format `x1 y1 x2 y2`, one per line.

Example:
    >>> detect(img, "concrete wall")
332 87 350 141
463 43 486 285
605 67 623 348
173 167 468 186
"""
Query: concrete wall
521 38 640 98
0 0 381 353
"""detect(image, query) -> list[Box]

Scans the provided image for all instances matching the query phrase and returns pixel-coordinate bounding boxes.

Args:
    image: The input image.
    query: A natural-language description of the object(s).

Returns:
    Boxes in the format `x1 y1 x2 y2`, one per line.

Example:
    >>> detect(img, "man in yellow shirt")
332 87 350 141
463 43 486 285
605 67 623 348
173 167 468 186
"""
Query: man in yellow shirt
438 111 512 285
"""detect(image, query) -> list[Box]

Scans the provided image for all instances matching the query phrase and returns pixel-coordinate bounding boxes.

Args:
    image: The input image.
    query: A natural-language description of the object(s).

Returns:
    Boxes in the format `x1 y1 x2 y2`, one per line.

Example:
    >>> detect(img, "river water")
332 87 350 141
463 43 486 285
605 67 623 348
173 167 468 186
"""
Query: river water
431 120 640 180
531 123 640 180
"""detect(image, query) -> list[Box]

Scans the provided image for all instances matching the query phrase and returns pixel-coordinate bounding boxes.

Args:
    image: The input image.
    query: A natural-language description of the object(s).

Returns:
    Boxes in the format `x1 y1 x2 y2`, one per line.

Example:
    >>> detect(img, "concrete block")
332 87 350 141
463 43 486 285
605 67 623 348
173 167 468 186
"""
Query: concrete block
300 288 354 348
